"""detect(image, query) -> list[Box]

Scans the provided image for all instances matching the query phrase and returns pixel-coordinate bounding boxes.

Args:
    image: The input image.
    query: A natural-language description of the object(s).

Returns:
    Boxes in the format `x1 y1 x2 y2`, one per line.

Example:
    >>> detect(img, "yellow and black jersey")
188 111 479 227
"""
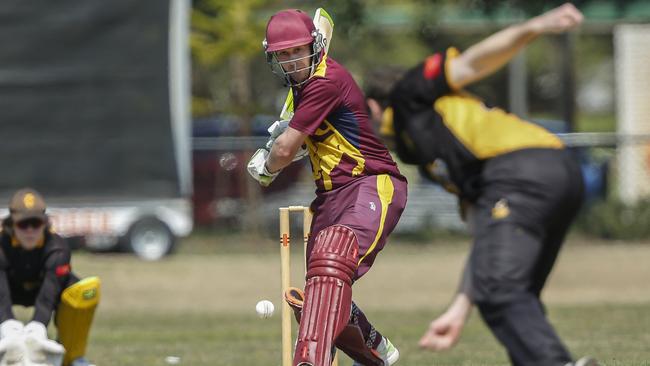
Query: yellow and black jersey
389 47 563 199
0 219 73 325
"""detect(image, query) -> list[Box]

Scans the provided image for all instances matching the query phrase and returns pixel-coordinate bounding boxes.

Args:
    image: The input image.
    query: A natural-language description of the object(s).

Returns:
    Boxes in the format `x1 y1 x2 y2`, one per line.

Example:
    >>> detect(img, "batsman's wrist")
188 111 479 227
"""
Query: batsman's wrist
263 162 277 176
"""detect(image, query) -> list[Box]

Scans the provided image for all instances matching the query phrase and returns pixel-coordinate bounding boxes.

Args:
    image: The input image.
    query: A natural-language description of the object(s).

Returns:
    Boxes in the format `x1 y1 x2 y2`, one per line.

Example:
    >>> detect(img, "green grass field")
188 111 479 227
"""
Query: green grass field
34 235 650 365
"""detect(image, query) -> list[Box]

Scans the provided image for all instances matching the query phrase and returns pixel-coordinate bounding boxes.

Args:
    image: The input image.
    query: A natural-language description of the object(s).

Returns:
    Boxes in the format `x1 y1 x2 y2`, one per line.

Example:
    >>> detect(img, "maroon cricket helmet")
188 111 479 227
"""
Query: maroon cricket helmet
263 9 325 87
264 9 316 52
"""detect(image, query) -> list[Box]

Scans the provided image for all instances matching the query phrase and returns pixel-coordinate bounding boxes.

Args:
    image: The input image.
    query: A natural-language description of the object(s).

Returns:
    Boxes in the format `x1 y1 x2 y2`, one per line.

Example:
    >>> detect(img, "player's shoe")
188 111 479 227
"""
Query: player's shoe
352 336 399 366
71 357 96 366
377 336 399 365
564 356 600 366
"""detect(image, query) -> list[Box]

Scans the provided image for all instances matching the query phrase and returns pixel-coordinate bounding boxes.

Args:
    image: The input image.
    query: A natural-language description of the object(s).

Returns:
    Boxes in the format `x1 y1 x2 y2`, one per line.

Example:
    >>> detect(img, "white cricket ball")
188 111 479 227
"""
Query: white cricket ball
165 356 181 364
255 300 274 319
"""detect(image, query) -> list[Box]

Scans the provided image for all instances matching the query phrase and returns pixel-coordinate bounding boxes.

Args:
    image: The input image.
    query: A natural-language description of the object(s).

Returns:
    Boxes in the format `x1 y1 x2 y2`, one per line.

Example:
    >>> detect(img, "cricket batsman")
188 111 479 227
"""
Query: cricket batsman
248 9 407 366
0 188 100 366
364 3 599 366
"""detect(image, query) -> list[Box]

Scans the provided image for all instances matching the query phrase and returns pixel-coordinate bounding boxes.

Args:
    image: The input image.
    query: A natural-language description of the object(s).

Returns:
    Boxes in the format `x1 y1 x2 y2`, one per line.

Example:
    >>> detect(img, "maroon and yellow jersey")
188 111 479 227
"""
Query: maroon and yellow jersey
289 56 403 193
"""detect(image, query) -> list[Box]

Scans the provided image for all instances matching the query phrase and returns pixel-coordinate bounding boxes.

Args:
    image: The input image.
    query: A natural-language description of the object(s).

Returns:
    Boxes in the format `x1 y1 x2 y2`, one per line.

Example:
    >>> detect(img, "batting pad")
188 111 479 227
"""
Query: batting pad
294 225 358 366
56 276 100 366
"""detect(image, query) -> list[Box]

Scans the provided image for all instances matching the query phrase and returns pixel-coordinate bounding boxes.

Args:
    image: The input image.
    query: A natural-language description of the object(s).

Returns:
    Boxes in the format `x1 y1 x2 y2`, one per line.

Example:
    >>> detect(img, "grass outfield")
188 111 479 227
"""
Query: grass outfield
49 236 650 365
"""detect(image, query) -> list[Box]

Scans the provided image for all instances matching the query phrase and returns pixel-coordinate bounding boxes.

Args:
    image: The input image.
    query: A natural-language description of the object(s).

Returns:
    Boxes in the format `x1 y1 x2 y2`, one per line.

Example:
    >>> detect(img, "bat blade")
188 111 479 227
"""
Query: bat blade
313 8 334 55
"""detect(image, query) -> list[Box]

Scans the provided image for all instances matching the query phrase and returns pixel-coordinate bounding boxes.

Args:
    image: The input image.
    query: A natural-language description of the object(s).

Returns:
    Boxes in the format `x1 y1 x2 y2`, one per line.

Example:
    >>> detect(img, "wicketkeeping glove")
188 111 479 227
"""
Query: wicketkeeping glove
0 320 25 366
24 321 64 366
0 337 24 366
0 319 23 340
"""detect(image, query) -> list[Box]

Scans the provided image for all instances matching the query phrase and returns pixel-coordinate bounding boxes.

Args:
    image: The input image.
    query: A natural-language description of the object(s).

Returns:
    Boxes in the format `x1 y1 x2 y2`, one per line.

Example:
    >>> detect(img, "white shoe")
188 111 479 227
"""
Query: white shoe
352 336 399 366
71 357 96 366
377 337 399 365
565 356 600 366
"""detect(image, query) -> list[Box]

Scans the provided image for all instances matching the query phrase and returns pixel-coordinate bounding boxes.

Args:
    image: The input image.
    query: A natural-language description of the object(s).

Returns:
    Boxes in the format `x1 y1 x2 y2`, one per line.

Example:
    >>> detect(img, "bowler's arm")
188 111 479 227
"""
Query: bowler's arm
448 3 583 89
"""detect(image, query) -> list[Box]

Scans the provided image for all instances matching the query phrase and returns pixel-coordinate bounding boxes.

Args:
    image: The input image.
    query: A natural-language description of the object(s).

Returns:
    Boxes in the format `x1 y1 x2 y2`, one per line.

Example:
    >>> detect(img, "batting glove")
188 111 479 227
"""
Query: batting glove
265 120 308 162
268 120 290 139
247 149 280 187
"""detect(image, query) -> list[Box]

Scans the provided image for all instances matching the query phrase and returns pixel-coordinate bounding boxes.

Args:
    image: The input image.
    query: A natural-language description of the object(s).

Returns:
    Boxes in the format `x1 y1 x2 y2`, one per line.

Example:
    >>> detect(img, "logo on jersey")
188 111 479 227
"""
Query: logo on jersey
55 264 71 277
423 53 443 80
491 199 510 219
369 202 376 212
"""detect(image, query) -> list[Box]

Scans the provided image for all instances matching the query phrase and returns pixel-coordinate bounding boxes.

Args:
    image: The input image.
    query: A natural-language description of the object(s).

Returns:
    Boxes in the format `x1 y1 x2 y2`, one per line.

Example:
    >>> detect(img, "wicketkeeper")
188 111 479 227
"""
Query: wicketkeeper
0 188 100 366
364 3 598 366
248 9 407 366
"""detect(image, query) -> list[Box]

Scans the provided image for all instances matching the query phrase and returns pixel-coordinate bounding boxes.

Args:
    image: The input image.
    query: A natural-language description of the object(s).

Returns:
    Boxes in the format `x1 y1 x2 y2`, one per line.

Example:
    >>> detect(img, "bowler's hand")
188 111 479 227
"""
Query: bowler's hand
418 311 465 351
529 3 583 34
419 293 472 351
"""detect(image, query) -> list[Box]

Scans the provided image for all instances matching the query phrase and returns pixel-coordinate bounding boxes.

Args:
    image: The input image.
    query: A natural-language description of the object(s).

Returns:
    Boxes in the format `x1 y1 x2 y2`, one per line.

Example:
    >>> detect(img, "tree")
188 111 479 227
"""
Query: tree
191 0 268 117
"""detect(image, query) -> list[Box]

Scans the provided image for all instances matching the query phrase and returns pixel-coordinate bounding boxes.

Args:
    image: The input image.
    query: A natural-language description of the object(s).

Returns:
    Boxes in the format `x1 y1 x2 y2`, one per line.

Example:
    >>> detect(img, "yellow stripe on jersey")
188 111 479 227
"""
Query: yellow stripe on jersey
280 88 294 120
307 120 366 190
358 174 394 265
313 54 329 78
434 94 564 159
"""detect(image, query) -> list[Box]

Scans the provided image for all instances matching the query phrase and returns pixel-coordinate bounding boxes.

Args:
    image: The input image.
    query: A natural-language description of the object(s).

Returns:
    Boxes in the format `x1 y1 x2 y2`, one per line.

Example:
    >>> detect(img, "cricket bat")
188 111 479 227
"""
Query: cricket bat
313 8 334 55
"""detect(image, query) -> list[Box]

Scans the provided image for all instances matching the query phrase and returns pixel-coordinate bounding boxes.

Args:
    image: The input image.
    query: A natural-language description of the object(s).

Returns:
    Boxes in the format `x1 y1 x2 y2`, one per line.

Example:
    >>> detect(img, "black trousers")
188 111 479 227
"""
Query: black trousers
468 149 584 366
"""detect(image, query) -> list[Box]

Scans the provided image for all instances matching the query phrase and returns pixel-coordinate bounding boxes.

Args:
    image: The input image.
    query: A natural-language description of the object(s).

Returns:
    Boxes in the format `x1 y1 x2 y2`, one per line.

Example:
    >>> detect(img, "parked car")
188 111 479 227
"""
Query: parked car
0 0 193 260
